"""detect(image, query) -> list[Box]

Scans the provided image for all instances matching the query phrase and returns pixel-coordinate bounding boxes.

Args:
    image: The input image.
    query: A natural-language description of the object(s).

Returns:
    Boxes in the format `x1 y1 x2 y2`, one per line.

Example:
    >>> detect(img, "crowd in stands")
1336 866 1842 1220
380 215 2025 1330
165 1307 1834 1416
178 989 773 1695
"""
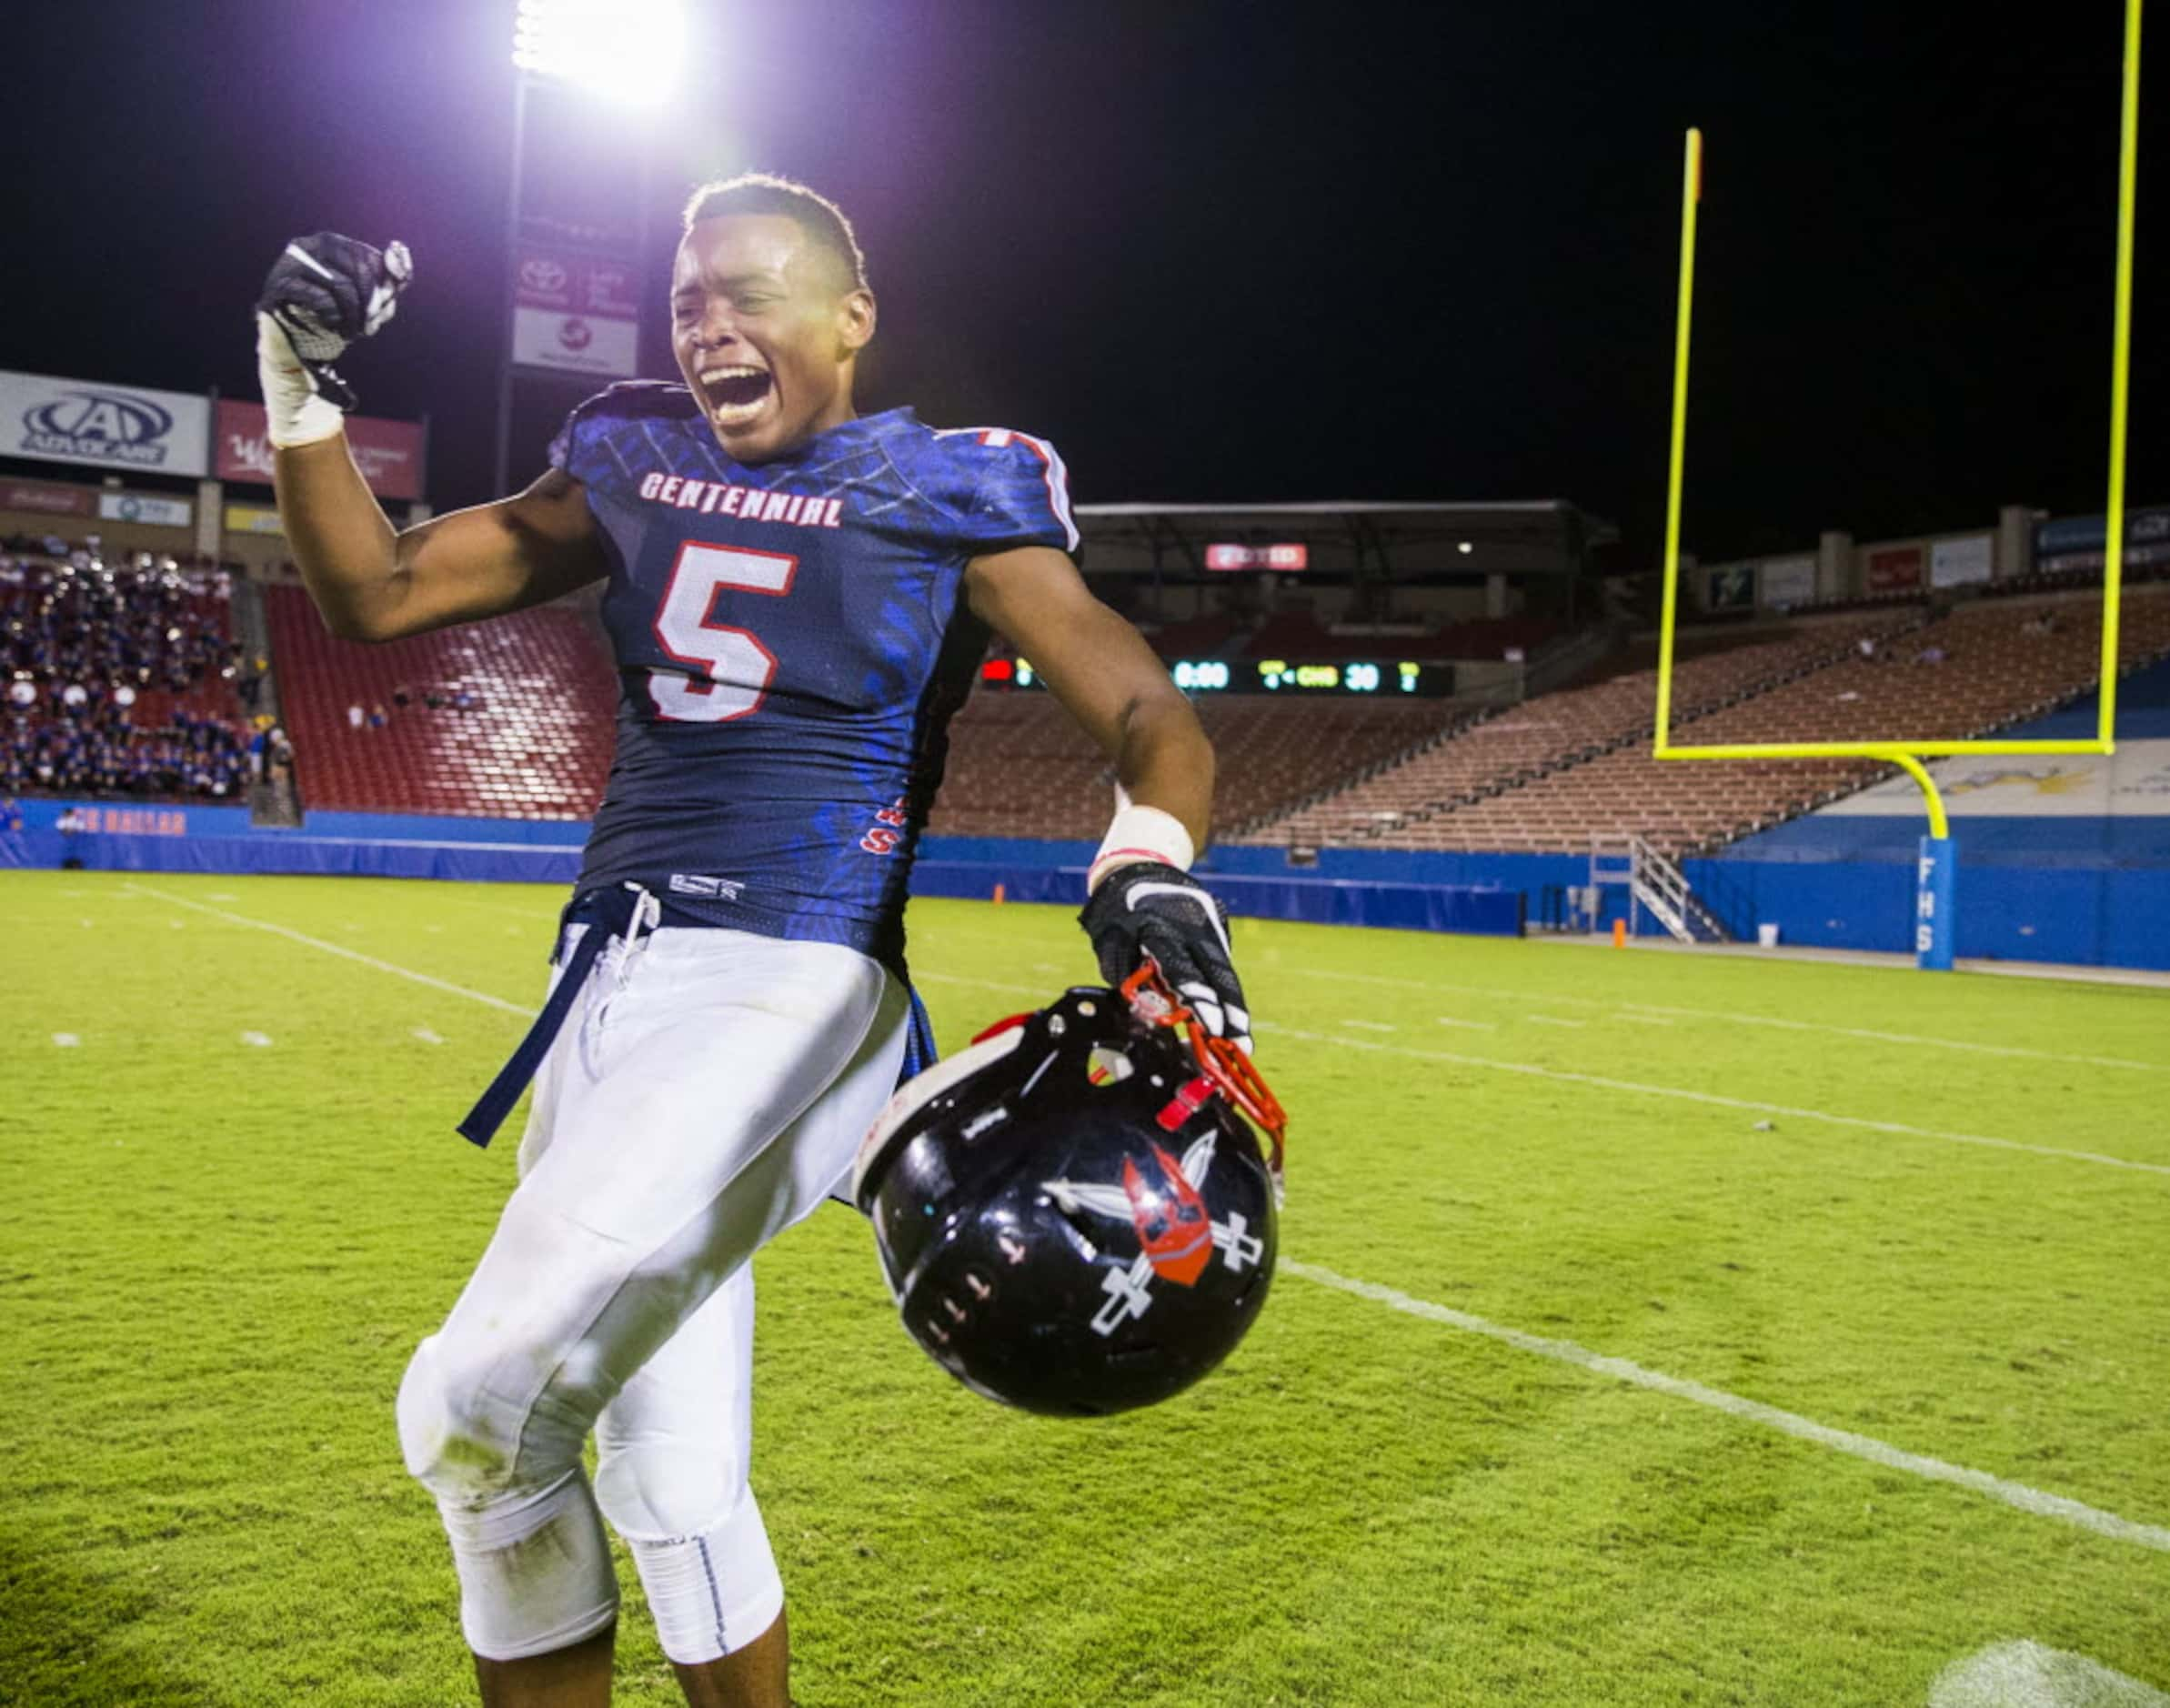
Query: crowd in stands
2 551 267 803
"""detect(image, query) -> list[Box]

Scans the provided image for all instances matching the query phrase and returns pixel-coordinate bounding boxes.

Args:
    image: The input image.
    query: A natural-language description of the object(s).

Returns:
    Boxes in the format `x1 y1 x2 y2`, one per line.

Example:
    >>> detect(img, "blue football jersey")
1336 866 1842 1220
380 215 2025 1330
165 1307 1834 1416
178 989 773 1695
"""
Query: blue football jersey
548 382 1078 981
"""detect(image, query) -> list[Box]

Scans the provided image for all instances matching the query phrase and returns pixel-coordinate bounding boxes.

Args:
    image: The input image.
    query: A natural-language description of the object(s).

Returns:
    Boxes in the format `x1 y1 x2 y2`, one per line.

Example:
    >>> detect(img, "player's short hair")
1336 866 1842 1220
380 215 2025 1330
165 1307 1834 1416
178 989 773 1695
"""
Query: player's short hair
680 173 868 293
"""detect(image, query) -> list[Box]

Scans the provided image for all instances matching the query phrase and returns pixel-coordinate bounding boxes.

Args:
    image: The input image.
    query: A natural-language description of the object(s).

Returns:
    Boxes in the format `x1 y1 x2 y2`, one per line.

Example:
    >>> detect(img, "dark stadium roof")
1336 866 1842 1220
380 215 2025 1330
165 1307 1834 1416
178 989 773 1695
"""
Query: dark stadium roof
1074 500 1620 578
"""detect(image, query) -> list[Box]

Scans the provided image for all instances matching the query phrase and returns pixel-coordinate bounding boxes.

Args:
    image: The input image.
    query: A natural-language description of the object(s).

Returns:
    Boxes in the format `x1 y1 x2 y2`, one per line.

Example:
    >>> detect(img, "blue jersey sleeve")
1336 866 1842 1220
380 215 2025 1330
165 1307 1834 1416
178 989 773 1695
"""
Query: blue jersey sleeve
950 429 1080 558
548 381 697 487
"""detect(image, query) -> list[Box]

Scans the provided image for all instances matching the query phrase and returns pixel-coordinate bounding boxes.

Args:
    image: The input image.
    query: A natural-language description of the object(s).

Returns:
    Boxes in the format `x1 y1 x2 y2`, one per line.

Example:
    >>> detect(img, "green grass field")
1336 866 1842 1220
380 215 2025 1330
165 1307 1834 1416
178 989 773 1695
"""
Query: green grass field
3 869 2166 1706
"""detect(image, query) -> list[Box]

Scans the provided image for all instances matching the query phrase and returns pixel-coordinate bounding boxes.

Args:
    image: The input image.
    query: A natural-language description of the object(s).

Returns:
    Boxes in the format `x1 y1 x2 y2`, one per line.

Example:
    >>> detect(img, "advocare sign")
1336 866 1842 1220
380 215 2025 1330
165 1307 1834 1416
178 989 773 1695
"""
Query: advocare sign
0 369 210 477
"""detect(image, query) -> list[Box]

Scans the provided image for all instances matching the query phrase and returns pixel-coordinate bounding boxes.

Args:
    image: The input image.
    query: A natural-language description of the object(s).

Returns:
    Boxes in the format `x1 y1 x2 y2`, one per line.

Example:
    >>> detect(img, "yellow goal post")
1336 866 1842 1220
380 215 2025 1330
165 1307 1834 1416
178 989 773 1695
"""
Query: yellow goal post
1650 0 2144 847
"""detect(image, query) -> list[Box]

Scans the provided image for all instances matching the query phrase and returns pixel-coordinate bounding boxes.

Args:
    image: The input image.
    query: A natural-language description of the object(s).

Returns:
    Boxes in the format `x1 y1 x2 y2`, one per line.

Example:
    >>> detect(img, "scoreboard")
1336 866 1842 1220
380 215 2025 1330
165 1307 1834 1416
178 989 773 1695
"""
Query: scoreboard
987 657 1448 696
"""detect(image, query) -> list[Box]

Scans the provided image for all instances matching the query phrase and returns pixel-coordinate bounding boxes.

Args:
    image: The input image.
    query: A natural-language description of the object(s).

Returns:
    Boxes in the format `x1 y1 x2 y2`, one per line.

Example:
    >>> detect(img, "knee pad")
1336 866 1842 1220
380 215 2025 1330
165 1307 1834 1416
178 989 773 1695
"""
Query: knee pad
397 1334 520 1504
398 1337 620 1661
622 1488 783 1664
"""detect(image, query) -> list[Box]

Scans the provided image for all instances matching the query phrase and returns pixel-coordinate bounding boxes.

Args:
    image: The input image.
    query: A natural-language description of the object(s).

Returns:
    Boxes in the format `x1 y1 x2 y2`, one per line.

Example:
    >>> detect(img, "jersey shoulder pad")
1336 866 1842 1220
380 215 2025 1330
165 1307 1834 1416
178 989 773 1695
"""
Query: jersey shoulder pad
924 424 1080 556
548 382 700 482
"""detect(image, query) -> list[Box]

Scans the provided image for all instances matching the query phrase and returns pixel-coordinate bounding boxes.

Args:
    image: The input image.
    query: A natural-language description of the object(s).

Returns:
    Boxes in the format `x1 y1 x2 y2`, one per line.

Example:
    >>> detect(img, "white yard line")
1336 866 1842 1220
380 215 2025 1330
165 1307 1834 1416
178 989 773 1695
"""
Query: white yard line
1303 967 2165 1073
1260 1021 2170 1178
123 884 534 1019
916 970 2170 1177
1284 1260 2170 1557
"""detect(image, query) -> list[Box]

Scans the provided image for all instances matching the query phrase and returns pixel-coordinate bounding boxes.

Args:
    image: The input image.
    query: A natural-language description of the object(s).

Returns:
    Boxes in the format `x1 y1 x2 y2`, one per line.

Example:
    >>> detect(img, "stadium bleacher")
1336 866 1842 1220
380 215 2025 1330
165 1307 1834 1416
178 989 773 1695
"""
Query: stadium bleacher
263 584 617 819
926 691 1454 841
3 554 255 802
1240 612 1924 848
27 564 2156 870
1268 588 2170 856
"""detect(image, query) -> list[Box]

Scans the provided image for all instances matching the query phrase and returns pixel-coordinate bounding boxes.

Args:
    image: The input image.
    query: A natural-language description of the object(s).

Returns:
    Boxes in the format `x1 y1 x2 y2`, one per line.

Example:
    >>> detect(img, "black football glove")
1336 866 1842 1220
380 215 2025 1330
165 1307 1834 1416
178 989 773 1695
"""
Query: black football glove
256 232 412 412
1080 861 1252 1054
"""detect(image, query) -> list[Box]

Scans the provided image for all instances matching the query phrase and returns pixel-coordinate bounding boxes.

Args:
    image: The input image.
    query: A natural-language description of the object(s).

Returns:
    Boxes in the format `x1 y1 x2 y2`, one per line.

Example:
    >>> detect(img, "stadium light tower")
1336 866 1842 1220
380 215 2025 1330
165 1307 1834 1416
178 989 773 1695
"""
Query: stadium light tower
512 0 686 106
494 0 683 492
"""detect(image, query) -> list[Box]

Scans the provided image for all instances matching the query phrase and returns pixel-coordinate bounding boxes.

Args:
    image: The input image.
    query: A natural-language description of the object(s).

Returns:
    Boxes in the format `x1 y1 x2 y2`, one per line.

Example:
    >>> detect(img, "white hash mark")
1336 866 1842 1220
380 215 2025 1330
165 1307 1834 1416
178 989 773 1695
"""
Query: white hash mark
239 1031 274 1048
413 1027 446 1045
1927 1639 2170 1707
52 1033 79 1048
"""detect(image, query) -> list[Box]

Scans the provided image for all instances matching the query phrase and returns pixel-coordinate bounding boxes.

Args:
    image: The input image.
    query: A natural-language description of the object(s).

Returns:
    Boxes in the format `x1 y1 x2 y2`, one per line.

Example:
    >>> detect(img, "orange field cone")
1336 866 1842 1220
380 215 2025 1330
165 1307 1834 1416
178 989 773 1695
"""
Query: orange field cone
1611 918 1627 948
992 882 1006 905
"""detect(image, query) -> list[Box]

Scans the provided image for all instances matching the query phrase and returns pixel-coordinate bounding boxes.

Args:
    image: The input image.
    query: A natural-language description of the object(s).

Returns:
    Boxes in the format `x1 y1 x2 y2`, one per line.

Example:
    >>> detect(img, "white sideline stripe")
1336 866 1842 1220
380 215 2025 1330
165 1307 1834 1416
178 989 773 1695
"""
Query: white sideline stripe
1283 1260 2170 1557
916 970 2170 1176
52 1033 78 1048
122 885 533 1018
240 1031 274 1048
1928 1641 2170 1707
1303 967 2165 1073
1261 1021 2170 1178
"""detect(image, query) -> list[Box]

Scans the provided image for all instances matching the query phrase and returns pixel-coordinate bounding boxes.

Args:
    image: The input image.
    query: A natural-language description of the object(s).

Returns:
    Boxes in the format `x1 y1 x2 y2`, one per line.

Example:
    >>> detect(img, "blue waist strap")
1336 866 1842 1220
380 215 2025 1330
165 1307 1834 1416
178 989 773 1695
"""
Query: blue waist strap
457 883 659 1149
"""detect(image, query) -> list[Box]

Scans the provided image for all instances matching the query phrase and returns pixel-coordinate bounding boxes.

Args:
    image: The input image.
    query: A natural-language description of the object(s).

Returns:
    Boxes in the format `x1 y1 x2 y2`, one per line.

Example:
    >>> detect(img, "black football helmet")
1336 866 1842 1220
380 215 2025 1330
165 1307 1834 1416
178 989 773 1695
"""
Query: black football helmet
853 967 1289 1417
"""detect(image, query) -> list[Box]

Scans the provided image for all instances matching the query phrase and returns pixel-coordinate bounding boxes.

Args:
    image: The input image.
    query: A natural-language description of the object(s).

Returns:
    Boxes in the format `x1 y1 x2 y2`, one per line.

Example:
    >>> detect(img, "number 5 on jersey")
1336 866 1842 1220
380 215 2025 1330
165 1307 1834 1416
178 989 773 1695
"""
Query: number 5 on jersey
648 542 796 722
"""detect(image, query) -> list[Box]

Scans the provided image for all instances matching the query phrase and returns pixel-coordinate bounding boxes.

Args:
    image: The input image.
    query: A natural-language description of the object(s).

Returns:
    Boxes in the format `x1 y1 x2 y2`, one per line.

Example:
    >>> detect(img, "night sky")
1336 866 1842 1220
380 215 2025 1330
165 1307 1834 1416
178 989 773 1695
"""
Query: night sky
1 0 2158 565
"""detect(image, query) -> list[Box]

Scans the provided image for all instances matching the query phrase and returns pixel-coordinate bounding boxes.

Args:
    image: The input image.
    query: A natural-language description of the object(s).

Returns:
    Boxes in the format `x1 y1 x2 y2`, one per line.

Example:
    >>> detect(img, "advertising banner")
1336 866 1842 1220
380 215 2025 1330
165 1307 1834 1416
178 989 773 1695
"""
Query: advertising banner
1705 564 1755 610
510 246 640 378
1760 555 1816 606
0 369 209 477
2035 505 2170 572
1 477 94 517
224 504 286 537
1929 534 1994 588
215 400 425 501
1864 544 1923 592
96 491 193 528
1205 543 1308 570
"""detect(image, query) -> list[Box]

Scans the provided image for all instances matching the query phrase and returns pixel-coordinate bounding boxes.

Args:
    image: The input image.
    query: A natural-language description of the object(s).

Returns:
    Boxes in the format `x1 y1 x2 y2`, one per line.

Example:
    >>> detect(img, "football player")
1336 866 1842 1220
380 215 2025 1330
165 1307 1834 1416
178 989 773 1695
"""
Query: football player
257 176 1251 1708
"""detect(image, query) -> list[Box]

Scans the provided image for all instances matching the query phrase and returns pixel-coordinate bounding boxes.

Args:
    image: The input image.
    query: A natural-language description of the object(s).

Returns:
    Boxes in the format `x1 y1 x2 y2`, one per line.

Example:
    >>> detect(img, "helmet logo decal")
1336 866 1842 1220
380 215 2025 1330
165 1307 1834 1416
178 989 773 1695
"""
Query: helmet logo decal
1122 1144 1212 1285
1042 1132 1266 1337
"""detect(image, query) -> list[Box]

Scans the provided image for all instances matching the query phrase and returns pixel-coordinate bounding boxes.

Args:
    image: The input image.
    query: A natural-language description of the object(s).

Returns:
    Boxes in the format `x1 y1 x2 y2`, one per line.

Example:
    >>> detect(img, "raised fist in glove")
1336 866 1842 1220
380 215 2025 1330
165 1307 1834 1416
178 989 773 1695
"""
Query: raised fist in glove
1080 861 1252 1054
256 233 412 441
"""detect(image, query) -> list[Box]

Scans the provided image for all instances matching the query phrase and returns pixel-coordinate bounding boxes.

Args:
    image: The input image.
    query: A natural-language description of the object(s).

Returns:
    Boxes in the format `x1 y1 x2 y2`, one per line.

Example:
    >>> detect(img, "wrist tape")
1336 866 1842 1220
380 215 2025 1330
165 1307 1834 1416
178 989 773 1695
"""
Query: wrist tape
256 313 346 448
1087 802 1194 893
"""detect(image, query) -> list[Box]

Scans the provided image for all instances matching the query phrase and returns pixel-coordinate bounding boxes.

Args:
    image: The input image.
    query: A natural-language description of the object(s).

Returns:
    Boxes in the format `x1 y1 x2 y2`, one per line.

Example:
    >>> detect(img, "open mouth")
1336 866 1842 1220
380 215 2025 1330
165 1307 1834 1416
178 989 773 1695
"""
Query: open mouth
698 363 775 428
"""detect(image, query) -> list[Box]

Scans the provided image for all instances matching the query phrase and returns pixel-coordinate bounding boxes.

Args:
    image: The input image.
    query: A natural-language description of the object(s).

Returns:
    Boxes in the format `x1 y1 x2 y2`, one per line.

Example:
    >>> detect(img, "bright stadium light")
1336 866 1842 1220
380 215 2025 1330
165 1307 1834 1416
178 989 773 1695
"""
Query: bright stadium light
512 0 684 105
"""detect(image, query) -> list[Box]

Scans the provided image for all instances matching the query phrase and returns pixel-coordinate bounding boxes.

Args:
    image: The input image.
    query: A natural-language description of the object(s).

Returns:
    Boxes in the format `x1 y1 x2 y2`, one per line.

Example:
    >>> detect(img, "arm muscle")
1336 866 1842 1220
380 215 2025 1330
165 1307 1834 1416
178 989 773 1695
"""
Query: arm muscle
274 436 606 642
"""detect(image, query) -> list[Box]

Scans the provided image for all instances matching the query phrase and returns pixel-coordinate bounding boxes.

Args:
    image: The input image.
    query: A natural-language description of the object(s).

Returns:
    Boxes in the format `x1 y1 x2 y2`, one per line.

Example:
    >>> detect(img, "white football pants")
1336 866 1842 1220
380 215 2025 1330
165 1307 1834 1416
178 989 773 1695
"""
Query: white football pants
396 923 908 1663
